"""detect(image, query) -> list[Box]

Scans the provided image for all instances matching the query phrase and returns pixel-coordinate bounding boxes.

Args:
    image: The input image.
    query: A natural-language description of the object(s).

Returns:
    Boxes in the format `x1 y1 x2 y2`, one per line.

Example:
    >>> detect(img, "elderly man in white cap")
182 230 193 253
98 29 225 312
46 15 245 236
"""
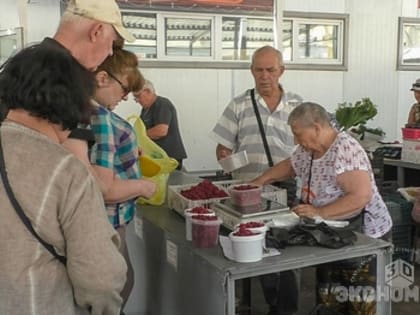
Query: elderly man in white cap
408 78 420 125
42 0 135 170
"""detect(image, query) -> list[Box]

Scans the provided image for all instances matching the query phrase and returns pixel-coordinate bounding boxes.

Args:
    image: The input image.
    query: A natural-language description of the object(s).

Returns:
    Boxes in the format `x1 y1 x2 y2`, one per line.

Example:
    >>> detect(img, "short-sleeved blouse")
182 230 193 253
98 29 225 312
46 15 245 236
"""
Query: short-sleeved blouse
291 132 392 238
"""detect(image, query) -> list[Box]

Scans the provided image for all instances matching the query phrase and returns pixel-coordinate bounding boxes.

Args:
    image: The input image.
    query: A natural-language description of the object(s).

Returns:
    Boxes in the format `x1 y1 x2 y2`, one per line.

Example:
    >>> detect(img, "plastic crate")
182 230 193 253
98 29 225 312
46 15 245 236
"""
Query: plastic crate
392 224 414 262
383 194 413 226
383 193 415 262
402 127 420 139
168 180 232 215
168 179 287 216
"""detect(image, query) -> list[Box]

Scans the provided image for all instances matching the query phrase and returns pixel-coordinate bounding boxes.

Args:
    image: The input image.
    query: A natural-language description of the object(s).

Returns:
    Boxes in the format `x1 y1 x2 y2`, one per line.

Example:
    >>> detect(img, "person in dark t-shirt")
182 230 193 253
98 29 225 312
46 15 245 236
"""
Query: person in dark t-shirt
133 80 187 170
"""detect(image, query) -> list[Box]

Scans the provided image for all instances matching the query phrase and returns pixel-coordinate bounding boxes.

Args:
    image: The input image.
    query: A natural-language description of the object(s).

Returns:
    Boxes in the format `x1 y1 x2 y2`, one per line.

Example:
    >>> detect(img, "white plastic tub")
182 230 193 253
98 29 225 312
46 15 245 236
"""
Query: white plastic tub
218 151 249 173
229 231 265 263
229 184 262 208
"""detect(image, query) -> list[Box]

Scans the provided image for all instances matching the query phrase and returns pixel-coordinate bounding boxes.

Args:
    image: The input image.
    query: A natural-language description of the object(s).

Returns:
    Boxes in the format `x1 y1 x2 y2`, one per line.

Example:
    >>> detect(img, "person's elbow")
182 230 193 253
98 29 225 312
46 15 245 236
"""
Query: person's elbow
354 185 373 209
148 124 168 139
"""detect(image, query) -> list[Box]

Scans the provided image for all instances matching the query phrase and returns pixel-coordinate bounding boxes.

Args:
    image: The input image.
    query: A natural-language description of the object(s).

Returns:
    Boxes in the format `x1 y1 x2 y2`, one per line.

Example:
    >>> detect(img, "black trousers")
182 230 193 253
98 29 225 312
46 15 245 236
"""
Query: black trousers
176 159 183 171
259 270 300 315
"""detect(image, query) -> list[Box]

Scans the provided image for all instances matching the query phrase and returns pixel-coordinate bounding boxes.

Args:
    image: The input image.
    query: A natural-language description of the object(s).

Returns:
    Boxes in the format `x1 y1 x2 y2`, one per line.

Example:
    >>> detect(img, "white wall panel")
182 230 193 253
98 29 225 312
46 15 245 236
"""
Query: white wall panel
402 0 419 17
26 0 60 44
282 70 344 112
285 0 345 13
0 0 20 29
344 0 401 141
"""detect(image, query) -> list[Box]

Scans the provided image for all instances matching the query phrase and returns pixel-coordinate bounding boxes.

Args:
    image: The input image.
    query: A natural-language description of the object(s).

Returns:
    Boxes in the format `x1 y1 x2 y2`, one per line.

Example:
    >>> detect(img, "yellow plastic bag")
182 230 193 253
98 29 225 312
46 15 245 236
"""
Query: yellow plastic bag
127 115 178 205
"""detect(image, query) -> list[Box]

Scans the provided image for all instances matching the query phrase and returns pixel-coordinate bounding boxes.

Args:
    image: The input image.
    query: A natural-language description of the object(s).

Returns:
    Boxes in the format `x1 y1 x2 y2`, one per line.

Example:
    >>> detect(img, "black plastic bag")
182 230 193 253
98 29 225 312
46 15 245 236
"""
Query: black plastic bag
266 222 357 250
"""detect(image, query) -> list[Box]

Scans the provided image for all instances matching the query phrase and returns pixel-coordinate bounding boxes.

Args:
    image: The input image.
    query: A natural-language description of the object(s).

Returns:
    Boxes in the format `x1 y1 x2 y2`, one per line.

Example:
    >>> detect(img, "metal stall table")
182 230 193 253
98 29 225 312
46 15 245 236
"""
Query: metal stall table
135 172 393 315
384 158 420 187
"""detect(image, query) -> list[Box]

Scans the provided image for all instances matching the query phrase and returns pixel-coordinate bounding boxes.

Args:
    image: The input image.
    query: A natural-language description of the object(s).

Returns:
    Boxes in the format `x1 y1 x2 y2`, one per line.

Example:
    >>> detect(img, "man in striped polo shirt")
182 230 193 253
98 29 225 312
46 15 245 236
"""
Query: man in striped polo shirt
210 45 302 315
211 45 302 181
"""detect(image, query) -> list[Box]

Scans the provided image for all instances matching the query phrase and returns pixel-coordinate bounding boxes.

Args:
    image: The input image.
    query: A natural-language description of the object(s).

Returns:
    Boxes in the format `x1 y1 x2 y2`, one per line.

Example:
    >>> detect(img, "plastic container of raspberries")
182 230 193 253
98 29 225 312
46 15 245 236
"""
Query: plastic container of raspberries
191 215 222 248
229 227 265 263
229 184 262 208
184 207 215 241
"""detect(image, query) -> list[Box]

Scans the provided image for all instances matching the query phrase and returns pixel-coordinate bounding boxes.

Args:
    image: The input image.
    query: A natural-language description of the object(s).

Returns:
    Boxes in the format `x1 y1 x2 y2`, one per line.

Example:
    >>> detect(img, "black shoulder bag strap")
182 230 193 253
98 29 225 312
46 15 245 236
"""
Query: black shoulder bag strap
250 88 274 167
0 134 67 265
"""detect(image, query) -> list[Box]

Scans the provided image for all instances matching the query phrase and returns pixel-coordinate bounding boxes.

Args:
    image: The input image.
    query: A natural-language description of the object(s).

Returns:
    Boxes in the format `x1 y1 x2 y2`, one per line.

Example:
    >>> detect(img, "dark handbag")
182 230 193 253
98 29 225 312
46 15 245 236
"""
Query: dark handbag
0 134 67 265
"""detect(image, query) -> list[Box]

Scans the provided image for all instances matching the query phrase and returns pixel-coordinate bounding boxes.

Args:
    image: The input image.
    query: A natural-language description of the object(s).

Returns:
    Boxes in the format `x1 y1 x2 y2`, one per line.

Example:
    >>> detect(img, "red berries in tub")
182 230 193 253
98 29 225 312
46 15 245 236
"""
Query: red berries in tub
187 206 213 214
230 184 262 207
233 227 259 237
191 215 221 248
239 221 265 229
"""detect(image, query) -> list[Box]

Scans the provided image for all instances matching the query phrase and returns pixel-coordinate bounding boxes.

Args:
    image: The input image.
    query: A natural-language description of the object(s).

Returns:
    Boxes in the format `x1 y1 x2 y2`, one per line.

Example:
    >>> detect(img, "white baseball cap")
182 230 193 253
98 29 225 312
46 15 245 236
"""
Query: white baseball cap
65 0 135 42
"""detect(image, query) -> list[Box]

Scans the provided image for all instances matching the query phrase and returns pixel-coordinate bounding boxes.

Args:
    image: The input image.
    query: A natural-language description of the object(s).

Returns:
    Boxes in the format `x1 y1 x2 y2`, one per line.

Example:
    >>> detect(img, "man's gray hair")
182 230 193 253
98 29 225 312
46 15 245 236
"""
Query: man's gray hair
251 46 284 67
142 79 155 93
287 102 332 128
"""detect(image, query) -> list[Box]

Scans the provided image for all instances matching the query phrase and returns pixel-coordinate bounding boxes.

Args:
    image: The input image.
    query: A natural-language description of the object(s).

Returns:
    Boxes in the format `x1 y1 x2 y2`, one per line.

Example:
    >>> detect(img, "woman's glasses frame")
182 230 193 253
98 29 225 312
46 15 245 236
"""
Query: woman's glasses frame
106 71 129 96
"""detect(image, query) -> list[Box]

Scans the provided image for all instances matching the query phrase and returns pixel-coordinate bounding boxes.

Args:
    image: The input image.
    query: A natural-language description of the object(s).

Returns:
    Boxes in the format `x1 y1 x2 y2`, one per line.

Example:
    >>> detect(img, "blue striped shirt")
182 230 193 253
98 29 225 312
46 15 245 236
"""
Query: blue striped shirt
90 103 141 227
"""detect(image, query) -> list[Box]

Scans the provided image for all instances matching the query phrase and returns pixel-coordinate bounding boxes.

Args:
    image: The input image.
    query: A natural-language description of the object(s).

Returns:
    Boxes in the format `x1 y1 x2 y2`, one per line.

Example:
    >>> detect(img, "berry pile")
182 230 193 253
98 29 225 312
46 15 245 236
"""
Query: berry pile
191 214 218 221
233 226 259 236
187 206 213 214
232 184 259 191
180 180 228 200
239 221 265 229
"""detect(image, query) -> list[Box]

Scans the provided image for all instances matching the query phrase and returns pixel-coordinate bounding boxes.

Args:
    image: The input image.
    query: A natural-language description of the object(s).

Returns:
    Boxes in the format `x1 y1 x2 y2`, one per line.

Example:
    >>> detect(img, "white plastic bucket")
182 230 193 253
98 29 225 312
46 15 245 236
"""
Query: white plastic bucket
184 208 215 241
229 231 265 263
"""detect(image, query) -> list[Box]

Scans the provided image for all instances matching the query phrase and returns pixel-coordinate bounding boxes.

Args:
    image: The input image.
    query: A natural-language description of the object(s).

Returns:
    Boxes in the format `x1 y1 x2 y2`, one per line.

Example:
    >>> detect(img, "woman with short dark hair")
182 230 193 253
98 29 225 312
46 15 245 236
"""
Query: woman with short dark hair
0 44 127 315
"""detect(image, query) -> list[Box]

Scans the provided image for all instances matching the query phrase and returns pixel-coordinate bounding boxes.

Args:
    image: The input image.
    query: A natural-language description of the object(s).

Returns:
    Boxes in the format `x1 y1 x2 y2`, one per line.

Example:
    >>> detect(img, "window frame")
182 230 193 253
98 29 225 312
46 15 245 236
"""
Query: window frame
283 11 349 71
121 9 348 70
397 17 420 71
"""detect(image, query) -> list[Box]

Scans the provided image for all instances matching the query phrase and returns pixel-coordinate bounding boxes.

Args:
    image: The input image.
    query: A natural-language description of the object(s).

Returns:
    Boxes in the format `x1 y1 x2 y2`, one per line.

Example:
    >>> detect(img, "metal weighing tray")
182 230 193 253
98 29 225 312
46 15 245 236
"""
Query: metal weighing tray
211 198 291 230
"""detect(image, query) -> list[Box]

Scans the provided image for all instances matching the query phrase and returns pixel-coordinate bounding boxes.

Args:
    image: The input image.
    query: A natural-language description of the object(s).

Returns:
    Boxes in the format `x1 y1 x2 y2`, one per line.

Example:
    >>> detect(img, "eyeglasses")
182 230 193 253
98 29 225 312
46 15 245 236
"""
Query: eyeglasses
106 71 130 96
133 89 145 101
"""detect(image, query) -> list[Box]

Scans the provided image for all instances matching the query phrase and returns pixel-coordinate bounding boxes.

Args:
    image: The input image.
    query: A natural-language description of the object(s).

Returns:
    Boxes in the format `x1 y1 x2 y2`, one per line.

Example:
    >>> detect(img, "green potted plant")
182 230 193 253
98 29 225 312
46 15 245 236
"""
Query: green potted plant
335 97 385 150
